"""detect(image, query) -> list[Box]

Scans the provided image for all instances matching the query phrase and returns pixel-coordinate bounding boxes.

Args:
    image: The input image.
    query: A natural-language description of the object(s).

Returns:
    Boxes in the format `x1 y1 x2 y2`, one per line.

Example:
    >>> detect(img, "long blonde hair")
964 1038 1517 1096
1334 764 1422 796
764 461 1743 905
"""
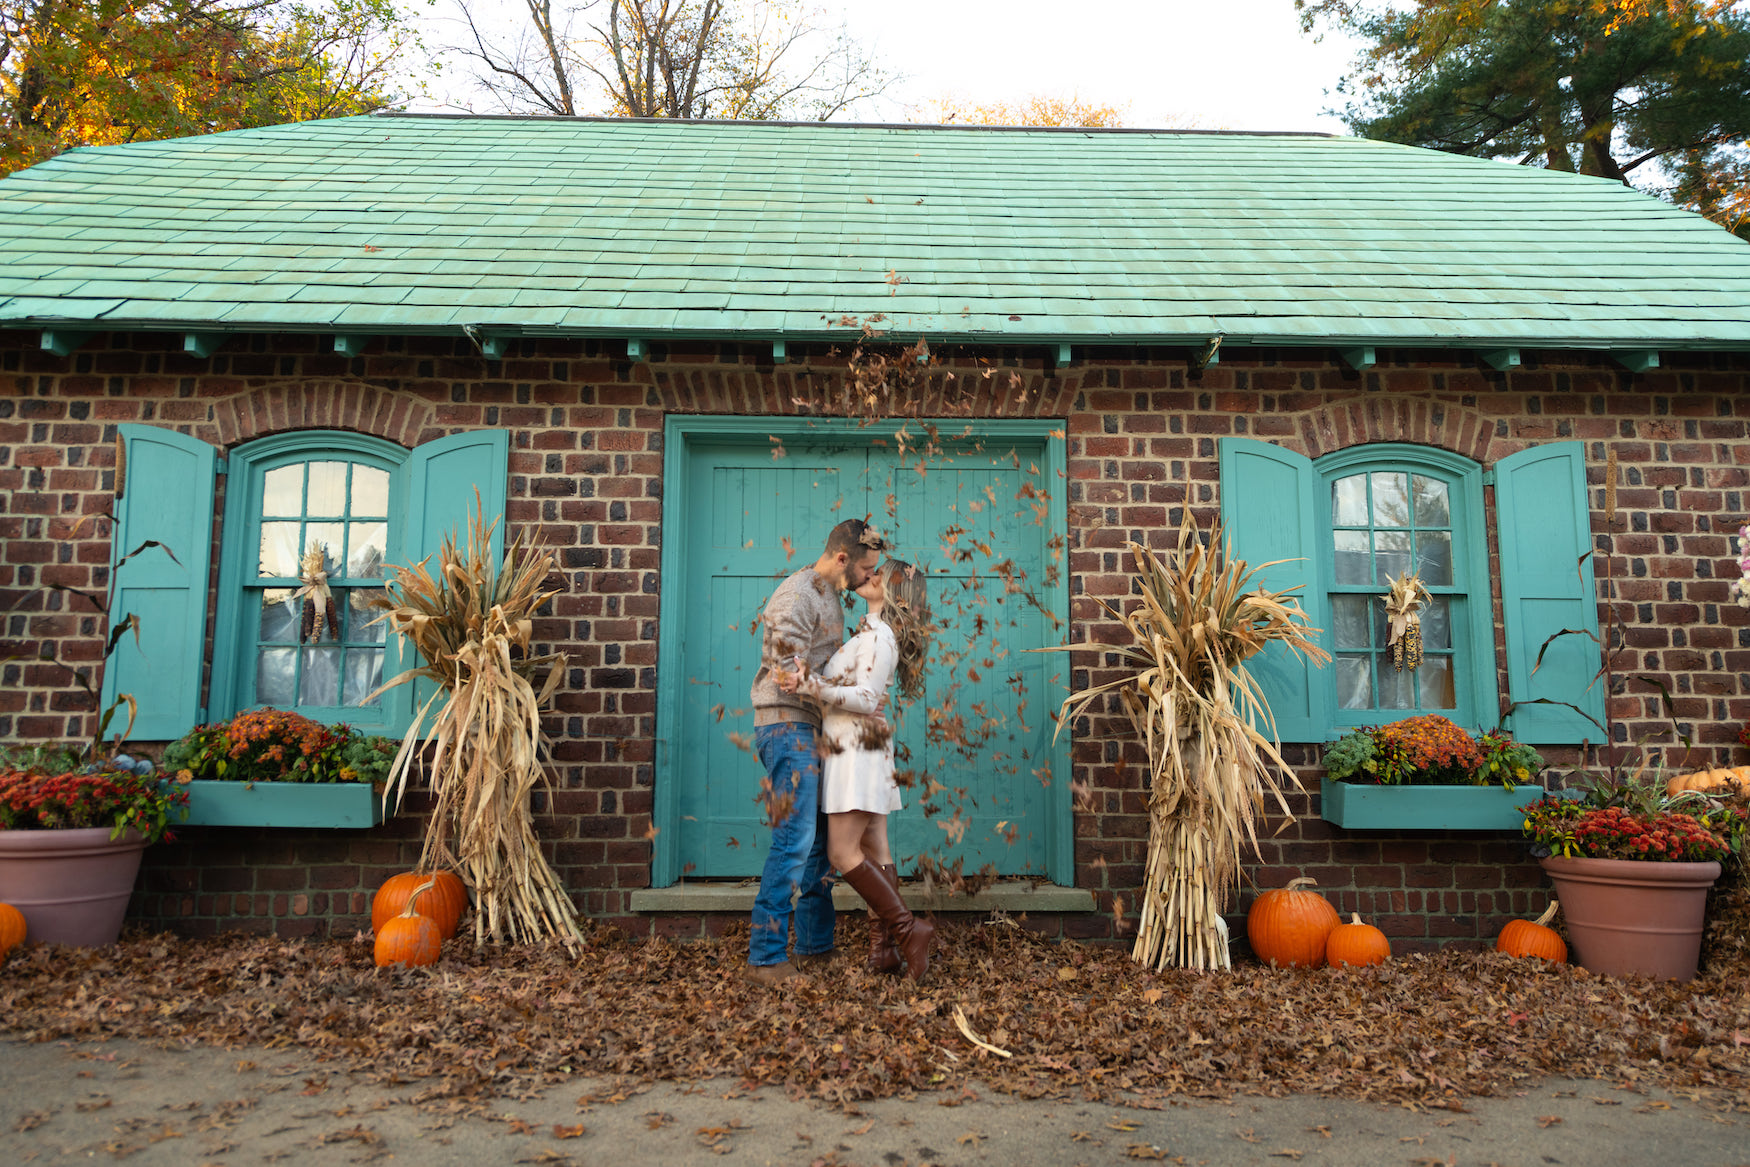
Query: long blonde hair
882 559 931 700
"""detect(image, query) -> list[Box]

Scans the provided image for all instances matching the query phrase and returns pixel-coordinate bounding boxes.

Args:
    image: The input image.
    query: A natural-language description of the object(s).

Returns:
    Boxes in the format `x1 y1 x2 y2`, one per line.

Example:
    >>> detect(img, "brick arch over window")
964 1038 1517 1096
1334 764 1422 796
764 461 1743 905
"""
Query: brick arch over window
1280 396 1499 463
212 383 435 448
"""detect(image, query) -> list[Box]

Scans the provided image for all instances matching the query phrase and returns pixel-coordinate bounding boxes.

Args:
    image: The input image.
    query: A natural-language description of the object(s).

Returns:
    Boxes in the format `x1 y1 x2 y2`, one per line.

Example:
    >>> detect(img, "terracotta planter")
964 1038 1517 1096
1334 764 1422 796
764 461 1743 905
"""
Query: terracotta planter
1540 855 1720 981
0 827 147 947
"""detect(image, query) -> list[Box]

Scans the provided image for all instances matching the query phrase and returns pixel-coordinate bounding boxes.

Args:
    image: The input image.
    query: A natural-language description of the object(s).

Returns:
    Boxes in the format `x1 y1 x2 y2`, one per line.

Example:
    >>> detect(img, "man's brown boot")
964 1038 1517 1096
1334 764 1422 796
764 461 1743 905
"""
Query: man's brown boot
843 861 933 982
867 864 902 974
742 960 804 988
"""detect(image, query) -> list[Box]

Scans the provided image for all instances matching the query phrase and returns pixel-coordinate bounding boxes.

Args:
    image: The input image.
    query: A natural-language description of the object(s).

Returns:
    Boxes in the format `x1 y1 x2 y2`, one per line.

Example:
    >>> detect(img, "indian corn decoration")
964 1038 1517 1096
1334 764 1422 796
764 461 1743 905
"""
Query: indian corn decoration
294 542 339 643
1381 571 1430 673
1047 516 1328 972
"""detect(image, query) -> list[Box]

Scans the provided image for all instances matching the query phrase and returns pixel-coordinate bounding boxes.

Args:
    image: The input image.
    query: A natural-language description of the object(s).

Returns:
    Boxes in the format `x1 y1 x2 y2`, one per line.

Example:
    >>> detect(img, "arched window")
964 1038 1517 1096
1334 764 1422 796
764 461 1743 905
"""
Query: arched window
105 423 511 741
211 433 408 729
1219 436 1602 746
1317 446 1491 730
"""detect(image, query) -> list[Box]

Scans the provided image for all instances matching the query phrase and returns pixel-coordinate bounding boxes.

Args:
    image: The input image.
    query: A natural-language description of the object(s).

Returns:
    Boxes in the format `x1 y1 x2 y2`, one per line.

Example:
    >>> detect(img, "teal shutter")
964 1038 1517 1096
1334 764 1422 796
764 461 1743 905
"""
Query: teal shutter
401 430 511 724
1496 442 1605 744
103 425 217 740
1218 438 1326 744
405 430 511 566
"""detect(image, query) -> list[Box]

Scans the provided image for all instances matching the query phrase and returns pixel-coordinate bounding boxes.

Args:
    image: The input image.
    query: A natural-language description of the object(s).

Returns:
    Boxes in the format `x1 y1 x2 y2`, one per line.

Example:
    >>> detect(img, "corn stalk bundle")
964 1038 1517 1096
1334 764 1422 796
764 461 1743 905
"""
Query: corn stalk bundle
368 506 581 951
1049 518 1328 971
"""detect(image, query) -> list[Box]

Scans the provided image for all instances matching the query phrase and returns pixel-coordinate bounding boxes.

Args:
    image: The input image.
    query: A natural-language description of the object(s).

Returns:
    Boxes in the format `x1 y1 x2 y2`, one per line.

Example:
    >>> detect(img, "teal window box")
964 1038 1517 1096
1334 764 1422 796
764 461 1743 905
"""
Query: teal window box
179 781 385 828
1319 777 1546 831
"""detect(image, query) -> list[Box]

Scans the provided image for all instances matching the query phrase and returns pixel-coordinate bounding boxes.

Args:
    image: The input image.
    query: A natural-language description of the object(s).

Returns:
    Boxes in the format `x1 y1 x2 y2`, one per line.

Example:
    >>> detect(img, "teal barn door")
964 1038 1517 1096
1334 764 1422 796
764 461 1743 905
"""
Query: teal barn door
674 440 869 875
882 441 1062 878
659 420 1069 886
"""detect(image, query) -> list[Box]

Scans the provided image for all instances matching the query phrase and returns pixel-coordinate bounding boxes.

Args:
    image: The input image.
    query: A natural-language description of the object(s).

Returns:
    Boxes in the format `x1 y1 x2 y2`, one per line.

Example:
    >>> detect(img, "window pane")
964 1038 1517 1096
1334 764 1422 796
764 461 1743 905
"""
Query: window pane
346 522 388 578
345 649 384 707
347 589 386 643
1372 472 1409 527
1377 659 1416 709
1336 655 1372 709
1417 531 1452 585
1332 595 1372 649
256 648 295 704
1422 597 1451 650
306 523 345 576
300 647 341 705
1418 656 1456 709
351 465 390 517
259 521 301 577
1332 475 1368 527
1334 530 1371 584
258 589 298 643
1375 530 1412 581
263 465 302 517
1413 476 1449 527
307 462 349 516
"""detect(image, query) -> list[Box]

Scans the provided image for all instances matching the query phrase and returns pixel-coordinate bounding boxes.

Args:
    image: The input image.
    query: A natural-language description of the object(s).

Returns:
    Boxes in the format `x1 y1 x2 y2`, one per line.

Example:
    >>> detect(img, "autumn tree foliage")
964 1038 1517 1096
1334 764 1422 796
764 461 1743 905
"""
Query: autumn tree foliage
0 0 418 175
917 92 1130 128
449 0 889 119
1299 0 1750 236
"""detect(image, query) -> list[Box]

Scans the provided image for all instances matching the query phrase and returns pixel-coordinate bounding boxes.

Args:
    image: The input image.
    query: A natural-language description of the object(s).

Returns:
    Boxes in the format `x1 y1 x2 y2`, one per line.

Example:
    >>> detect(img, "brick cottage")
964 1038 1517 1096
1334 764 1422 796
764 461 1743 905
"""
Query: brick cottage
2 116 1748 952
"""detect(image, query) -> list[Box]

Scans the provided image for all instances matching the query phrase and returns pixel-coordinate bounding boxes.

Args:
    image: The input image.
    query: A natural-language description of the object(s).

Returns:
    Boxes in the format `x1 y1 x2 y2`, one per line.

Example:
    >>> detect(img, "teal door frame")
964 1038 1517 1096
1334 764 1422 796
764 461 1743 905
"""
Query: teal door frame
652 415 1072 888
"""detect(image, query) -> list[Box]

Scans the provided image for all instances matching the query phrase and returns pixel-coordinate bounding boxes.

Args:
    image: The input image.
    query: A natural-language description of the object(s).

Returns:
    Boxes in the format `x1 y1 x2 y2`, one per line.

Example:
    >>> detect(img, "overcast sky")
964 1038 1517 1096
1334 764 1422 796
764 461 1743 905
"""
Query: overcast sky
414 0 1367 135
828 0 1363 134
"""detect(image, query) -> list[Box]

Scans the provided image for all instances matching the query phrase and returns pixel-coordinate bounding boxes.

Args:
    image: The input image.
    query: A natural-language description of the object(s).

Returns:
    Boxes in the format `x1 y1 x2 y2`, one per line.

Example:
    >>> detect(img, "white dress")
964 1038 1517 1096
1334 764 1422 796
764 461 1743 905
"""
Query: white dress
803 614 904 815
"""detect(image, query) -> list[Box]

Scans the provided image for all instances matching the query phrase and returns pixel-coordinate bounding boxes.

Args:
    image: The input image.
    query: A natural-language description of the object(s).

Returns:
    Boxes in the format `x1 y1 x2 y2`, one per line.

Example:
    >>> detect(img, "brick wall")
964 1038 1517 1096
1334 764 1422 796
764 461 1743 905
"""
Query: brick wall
3 329 1746 951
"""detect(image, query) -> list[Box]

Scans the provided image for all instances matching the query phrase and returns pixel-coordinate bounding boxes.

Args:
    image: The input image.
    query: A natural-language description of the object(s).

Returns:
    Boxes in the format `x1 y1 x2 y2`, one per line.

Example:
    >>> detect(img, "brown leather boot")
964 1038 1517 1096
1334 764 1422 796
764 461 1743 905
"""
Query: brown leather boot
867 863 901 974
843 861 933 982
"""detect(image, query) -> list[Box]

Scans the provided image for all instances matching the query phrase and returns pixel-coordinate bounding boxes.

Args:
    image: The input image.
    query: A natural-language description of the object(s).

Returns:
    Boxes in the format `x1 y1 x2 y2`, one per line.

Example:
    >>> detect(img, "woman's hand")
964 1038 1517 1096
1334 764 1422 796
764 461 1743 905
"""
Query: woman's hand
775 653 808 694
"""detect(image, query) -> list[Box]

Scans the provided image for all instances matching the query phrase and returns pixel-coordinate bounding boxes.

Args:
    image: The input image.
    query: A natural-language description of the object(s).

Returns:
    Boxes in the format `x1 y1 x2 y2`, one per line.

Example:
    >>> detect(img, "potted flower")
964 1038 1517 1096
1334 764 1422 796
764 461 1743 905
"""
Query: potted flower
1521 774 1747 980
162 709 396 828
0 750 188 946
1320 714 1550 830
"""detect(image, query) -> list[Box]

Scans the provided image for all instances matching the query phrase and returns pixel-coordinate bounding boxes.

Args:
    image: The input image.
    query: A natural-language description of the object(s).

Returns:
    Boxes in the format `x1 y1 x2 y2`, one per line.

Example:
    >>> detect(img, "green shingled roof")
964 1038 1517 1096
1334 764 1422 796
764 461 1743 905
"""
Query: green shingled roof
2 114 1748 351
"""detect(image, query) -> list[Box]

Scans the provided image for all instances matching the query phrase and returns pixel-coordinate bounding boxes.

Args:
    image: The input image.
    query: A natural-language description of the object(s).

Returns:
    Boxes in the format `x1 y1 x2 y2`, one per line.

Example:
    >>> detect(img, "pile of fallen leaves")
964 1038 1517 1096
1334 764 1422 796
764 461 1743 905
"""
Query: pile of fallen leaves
3 919 1748 1113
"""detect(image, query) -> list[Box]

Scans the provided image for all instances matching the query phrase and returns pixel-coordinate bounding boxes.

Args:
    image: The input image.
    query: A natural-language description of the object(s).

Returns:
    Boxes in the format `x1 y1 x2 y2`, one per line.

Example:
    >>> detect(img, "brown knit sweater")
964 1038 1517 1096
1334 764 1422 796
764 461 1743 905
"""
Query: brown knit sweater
750 567 846 727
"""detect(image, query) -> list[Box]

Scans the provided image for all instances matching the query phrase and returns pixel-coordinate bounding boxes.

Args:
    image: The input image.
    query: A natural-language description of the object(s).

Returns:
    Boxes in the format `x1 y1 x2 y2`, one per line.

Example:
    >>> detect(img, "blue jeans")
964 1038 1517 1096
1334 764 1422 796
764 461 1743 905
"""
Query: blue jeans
749 722 835 966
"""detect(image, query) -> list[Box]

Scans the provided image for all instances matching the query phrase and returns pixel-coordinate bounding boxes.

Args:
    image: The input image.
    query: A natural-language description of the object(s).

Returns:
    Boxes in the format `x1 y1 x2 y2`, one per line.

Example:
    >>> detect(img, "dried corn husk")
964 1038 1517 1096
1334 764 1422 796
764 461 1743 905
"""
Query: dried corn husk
1045 514 1329 972
368 503 580 951
1381 570 1430 673
293 542 339 644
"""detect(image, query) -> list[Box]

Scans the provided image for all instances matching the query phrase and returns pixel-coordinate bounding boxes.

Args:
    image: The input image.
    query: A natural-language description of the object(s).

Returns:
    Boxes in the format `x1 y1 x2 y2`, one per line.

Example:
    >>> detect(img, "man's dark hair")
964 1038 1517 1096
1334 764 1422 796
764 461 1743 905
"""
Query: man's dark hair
824 517 887 557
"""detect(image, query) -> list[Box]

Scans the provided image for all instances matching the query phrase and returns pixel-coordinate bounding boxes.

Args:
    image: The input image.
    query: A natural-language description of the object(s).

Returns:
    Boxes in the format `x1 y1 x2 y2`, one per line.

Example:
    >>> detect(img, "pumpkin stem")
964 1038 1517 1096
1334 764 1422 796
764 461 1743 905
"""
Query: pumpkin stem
400 877 438 920
1534 900 1560 928
1349 913 1363 925
1286 877 1319 891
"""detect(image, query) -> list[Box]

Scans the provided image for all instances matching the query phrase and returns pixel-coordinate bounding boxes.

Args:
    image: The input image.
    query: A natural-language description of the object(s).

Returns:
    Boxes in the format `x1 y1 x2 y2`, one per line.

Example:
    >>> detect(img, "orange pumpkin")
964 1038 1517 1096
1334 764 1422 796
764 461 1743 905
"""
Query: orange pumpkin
0 902 26 958
1325 913 1391 968
1666 766 1750 798
1496 901 1568 963
1246 877 1341 969
372 870 467 938
374 879 443 968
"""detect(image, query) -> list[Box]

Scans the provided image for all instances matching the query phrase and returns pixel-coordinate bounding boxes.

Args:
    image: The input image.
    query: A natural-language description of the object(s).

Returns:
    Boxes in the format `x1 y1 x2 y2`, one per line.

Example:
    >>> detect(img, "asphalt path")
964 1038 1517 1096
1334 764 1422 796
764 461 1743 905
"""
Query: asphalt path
3 1037 1746 1166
